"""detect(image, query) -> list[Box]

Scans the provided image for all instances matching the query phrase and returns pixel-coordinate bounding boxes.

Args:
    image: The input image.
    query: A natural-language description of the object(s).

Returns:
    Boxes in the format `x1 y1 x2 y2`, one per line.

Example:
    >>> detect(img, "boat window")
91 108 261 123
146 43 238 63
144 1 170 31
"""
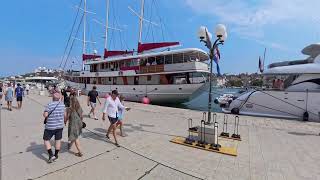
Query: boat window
113 77 117 85
147 57 156 65
164 55 173 64
156 56 164 65
147 75 152 81
173 53 184 64
134 76 139 85
101 63 105 69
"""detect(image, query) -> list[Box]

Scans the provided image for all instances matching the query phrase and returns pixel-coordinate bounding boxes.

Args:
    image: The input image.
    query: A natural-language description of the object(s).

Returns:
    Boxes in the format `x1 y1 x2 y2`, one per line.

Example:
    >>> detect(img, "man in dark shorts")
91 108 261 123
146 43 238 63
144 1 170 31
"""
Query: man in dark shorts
15 83 24 109
87 86 101 120
102 90 129 147
43 93 66 163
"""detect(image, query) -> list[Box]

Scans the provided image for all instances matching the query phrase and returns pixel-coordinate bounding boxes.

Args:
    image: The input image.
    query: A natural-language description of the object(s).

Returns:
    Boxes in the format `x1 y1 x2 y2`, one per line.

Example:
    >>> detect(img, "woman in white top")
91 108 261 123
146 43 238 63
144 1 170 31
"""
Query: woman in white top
102 90 129 147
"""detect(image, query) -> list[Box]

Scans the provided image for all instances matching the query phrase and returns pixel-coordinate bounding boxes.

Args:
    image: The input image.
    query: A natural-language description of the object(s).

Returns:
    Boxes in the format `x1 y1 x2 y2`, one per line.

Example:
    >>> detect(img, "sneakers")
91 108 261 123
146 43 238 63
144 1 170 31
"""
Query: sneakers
48 156 58 163
52 155 58 162
47 156 53 163
94 117 98 120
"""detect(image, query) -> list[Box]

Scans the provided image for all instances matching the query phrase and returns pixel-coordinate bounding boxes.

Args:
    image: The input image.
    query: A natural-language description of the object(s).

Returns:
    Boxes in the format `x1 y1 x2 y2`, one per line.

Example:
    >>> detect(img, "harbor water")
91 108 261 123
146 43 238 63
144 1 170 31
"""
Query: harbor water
162 87 245 112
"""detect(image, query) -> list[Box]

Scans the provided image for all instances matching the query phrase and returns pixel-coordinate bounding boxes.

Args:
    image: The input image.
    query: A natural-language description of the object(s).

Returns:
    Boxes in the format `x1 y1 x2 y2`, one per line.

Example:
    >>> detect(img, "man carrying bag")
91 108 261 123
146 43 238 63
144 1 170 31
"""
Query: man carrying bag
43 93 66 163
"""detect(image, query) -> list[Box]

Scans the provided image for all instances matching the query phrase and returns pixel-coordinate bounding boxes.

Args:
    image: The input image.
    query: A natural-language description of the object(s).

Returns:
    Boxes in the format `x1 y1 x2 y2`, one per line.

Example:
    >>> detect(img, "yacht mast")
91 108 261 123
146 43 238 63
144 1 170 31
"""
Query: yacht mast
104 0 110 52
82 0 87 70
138 0 145 44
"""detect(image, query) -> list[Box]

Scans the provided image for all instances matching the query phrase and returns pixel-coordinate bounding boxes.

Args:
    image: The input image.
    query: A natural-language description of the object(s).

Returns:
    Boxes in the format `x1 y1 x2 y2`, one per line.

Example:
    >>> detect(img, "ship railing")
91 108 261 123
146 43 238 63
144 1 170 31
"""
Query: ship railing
140 65 164 74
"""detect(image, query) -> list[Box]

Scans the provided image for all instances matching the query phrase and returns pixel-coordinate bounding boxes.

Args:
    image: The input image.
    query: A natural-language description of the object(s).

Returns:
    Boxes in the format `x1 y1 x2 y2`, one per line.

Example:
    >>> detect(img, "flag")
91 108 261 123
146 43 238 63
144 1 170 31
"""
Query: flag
213 47 221 76
259 56 264 73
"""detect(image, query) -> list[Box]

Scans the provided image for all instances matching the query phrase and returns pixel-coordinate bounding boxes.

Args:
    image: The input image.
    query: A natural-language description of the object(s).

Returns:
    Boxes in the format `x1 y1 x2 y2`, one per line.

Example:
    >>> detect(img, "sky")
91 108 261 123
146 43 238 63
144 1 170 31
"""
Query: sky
1 0 320 77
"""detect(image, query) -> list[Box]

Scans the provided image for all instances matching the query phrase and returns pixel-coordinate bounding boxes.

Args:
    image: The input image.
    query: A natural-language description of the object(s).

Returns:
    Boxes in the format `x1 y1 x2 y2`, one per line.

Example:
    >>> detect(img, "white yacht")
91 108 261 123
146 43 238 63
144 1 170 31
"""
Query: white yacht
222 43 320 122
65 0 210 104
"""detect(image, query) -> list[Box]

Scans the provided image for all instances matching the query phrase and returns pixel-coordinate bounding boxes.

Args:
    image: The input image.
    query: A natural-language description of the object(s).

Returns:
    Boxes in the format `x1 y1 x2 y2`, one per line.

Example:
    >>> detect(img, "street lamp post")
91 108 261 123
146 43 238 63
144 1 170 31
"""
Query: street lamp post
198 24 227 124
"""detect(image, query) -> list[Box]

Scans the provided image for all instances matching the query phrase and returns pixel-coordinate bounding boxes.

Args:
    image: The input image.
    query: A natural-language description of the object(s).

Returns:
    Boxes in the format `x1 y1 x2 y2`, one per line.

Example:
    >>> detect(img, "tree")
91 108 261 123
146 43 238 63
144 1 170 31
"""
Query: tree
250 79 263 87
226 79 243 87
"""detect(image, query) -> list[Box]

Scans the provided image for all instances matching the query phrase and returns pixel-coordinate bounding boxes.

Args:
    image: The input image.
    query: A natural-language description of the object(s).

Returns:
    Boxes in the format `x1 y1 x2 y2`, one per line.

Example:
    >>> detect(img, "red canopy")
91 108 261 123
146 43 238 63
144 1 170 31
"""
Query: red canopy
82 54 101 61
104 49 134 59
138 42 179 53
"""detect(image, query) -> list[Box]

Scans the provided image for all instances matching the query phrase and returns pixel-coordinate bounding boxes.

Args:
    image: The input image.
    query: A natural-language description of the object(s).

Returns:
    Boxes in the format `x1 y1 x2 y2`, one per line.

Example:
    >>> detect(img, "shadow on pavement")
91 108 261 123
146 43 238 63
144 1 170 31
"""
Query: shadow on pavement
26 141 69 162
288 131 319 136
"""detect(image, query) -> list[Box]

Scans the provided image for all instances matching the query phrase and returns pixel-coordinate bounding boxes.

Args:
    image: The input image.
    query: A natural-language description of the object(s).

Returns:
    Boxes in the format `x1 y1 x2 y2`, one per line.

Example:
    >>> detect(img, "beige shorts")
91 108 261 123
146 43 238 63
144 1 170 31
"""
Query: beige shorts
90 102 96 108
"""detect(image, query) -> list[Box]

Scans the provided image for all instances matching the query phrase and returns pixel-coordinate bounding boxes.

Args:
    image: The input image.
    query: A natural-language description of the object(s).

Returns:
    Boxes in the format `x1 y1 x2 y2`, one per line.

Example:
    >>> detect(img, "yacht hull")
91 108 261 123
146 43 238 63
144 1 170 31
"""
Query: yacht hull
222 90 320 122
65 80 205 104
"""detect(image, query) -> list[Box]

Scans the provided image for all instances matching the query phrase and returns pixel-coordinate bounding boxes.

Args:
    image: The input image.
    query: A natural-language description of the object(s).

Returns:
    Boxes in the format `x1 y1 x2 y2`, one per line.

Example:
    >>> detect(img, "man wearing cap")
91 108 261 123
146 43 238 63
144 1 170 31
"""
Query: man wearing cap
102 90 129 147
43 93 66 163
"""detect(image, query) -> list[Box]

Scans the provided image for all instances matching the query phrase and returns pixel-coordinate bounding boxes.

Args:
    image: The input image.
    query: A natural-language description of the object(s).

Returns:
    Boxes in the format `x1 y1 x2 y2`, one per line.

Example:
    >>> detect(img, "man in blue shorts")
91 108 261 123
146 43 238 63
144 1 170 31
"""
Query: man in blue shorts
43 93 66 163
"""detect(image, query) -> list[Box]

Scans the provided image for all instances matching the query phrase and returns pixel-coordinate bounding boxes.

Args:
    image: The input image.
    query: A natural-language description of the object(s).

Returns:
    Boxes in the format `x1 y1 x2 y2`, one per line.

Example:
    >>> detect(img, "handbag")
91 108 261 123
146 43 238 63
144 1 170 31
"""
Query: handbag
44 102 60 124
74 108 86 129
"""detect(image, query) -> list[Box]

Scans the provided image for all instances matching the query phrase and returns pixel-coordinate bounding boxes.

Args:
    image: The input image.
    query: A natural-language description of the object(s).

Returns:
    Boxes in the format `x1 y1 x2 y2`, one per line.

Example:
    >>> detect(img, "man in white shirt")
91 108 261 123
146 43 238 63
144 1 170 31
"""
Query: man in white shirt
102 90 129 147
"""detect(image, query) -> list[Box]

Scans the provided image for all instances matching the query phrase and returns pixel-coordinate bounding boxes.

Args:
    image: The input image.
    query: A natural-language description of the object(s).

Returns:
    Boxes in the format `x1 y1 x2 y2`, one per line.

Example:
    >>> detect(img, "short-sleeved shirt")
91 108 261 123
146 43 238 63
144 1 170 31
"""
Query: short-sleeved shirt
88 90 99 103
15 86 24 97
44 101 65 130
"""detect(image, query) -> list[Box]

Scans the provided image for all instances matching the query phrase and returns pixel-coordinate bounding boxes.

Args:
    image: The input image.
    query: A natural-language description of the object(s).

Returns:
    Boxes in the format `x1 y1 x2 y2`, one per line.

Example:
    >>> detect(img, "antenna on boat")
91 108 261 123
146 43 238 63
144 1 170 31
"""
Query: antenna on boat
138 0 145 44
128 0 159 44
104 0 110 51
263 47 266 70
82 0 87 70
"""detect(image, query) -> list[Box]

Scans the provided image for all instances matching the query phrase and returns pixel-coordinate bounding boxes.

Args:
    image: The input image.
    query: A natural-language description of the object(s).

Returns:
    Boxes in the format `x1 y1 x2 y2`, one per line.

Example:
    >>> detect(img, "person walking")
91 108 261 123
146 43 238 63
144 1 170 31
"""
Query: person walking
43 93 66 163
15 83 24 109
61 86 71 108
102 90 129 147
25 84 30 95
87 86 101 120
5 83 14 111
0 83 3 100
65 92 84 157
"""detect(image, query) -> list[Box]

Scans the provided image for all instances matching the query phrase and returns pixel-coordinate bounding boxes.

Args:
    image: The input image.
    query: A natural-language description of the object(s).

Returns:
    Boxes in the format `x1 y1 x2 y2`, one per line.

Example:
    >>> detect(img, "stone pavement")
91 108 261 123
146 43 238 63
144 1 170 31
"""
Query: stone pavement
1 91 320 180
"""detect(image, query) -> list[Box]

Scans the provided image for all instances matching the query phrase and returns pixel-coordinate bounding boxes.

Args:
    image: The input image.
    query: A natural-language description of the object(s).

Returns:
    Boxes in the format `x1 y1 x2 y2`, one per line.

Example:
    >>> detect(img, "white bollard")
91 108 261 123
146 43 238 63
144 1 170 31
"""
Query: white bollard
77 90 81 96
214 121 218 145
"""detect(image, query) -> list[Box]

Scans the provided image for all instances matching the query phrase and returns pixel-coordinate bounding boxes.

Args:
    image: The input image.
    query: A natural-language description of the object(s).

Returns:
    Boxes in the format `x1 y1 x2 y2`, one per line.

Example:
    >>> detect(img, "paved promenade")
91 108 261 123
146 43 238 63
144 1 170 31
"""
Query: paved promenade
1 91 320 180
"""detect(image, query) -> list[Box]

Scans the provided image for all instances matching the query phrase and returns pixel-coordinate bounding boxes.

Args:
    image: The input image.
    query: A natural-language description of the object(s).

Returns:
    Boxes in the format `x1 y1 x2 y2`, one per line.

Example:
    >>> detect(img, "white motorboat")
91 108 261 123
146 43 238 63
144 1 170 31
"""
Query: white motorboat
65 0 210 104
222 43 320 122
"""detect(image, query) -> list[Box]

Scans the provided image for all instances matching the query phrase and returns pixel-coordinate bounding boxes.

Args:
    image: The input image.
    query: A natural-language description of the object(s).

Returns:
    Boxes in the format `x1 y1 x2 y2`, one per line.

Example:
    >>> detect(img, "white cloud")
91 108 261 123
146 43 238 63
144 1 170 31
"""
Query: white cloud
185 0 320 50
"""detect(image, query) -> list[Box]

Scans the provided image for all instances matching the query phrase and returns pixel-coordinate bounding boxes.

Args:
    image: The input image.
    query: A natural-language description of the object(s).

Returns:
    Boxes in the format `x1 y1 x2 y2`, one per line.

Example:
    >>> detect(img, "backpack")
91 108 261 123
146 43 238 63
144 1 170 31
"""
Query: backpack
16 87 23 97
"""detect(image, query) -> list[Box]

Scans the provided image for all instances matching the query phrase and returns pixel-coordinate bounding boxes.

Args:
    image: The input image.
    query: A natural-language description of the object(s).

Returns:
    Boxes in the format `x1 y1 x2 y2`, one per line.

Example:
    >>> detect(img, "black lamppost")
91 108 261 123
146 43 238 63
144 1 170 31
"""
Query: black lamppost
197 24 227 124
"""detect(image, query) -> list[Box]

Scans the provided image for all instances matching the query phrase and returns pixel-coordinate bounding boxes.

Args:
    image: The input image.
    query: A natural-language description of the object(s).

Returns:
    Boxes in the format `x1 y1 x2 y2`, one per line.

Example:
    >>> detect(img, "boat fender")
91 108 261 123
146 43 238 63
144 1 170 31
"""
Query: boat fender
303 111 309 121
214 99 219 104
231 108 240 115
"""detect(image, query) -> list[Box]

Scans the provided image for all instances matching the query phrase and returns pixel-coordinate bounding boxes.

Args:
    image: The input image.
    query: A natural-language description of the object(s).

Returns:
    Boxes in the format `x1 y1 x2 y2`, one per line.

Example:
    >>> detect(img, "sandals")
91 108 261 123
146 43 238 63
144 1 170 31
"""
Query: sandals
75 152 83 157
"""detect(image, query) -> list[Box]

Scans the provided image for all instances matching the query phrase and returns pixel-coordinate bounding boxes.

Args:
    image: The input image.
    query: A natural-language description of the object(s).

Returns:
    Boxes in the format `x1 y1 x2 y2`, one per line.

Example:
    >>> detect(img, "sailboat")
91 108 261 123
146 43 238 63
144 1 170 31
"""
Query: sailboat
65 0 210 103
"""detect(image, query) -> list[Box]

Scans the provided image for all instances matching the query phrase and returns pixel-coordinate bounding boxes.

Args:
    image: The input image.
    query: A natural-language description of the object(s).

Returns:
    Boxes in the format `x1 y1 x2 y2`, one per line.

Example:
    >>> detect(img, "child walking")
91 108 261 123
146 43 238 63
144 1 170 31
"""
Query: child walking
116 95 127 137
